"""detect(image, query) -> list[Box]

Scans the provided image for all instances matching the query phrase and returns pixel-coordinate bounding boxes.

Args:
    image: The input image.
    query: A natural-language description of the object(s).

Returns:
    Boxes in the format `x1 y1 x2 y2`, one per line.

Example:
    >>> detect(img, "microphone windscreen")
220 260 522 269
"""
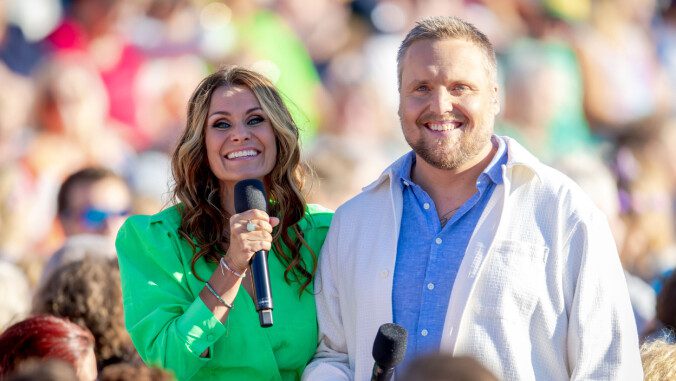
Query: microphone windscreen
372 323 408 368
234 179 267 213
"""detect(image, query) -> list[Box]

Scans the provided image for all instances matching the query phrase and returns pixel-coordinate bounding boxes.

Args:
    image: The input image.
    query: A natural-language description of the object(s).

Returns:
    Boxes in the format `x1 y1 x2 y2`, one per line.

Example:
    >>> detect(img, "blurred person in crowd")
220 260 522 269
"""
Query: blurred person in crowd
2 53 134 261
0 315 97 381
304 16 641 380
4 359 78 381
33 257 137 371
116 66 332 380
55 167 131 240
32 52 133 172
640 340 676 381
44 0 147 147
642 269 676 342
99 363 175 381
572 0 671 138
134 55 207 154
0 63 33 166
0 260 31 332
613 137 676 283
39 167 131 284
497 12 598 164
399 354 498 381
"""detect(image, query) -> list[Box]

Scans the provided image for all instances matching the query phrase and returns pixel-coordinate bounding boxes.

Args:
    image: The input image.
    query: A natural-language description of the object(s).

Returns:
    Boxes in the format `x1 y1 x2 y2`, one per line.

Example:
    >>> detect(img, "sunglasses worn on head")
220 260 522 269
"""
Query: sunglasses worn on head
80 207 130 229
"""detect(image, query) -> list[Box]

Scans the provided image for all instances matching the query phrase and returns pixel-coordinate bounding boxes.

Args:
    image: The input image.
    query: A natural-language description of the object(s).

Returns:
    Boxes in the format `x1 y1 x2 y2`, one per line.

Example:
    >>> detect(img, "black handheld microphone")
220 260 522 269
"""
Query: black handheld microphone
371 323 408 381
234 179 273 327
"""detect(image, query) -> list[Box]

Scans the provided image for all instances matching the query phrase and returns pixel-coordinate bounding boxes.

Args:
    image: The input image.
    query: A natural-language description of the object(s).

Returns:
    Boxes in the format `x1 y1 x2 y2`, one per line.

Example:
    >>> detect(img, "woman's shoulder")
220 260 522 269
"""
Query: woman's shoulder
300 204 334 231
119 204 182 238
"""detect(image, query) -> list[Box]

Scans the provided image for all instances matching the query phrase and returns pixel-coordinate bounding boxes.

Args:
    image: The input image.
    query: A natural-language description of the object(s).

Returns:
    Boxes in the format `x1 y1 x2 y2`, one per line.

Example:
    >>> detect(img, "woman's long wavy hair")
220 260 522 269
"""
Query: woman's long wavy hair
171 66 316 295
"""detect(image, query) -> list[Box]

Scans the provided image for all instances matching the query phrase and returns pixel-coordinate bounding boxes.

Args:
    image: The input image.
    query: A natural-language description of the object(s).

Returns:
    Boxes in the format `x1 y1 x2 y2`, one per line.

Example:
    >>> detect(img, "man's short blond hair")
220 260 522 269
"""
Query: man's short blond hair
396 16 497 89
641 339 676 381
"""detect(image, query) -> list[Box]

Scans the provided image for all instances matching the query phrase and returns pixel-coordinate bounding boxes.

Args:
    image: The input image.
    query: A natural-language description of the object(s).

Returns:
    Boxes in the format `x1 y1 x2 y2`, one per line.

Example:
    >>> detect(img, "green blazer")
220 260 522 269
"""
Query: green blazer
116 204 333 380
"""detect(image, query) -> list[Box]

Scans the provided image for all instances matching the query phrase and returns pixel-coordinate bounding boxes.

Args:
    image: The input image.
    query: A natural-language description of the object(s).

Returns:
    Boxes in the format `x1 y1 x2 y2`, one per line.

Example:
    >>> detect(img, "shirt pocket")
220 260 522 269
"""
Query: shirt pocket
472 239 549 321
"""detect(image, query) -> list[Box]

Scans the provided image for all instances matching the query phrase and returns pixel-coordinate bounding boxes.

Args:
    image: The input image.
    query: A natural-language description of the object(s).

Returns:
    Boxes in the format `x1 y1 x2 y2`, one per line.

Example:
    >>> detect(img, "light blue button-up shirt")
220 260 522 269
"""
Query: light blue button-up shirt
392 136 507 366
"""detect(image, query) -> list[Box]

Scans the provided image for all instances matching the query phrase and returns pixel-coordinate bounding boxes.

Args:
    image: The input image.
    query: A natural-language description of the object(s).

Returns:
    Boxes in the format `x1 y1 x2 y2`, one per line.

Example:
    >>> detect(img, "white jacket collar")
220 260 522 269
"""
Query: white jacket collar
362 135 543 193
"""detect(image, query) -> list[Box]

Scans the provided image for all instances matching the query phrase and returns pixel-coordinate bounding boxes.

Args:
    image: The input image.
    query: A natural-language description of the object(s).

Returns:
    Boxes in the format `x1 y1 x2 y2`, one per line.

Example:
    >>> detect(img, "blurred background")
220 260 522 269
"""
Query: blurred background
1 0 676 354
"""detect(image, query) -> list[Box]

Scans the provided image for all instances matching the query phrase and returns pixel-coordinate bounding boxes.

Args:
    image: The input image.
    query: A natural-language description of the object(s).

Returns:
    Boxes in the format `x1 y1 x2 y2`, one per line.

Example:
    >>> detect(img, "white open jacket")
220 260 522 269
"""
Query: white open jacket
303 137 642 381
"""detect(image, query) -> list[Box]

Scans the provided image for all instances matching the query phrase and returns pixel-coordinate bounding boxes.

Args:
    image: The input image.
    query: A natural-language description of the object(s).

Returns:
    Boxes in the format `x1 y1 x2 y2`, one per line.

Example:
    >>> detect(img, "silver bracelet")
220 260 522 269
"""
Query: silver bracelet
205 282 233 309
220 256 246 278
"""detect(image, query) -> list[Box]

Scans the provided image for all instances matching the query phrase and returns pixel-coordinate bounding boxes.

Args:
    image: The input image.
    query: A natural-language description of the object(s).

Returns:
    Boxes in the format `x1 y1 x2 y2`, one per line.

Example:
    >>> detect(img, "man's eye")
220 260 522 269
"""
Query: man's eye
247 116 265 125
415 85 430 92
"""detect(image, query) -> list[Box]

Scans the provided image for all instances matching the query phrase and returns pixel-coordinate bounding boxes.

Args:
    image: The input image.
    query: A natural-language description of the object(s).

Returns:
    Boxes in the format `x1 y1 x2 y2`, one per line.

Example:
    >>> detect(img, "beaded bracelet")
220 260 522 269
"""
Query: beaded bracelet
205 282 233 309
220 256 246 278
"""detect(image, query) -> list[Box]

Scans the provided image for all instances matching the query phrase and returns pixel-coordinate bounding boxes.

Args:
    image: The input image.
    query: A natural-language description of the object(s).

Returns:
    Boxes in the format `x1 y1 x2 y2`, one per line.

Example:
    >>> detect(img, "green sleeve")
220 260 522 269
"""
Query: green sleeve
115 213 225 380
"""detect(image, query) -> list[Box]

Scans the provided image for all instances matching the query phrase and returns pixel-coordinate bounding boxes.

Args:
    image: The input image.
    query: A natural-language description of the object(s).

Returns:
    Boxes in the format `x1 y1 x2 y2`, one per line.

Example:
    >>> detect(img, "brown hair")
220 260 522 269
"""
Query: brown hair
171 66 316 294
33 257 134 369
396 16 497 89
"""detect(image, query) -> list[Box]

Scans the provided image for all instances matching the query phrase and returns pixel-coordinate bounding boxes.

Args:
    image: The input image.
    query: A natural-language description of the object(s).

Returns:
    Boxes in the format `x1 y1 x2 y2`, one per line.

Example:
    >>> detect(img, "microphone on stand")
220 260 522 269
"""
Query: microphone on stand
234 179 273 327
371 323 408 381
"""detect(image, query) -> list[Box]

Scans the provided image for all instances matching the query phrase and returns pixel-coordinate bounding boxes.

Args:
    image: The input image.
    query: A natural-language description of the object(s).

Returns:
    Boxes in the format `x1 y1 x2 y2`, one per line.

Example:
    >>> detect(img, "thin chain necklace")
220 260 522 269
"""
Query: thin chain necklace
439 206 461 227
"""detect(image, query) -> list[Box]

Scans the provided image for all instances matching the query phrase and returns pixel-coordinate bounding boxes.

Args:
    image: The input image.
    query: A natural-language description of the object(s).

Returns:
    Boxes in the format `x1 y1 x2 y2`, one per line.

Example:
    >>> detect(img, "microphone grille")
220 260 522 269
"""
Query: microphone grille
372 323 408 368
234 179 267 213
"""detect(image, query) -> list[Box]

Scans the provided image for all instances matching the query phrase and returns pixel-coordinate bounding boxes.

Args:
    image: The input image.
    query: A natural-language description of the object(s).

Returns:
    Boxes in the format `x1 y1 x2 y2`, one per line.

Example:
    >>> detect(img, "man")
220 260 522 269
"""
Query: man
41 167 131 283
303 16 642 380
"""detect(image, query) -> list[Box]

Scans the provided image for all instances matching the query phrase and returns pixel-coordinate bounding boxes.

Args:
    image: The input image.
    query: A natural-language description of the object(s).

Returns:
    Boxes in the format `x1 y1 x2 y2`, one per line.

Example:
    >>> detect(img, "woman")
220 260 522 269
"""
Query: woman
34 256 136 371
115 66 332 380
0 315 97 381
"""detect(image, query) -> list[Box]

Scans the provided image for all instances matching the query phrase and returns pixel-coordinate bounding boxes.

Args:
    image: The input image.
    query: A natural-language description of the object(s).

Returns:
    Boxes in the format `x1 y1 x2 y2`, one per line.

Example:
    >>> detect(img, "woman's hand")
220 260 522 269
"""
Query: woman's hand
226 209 280 273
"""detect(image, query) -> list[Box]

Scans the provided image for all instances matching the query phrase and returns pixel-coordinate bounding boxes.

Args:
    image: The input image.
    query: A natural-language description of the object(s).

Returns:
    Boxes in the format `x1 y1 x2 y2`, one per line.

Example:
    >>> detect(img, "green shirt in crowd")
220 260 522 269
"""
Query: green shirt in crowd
116 204 333 380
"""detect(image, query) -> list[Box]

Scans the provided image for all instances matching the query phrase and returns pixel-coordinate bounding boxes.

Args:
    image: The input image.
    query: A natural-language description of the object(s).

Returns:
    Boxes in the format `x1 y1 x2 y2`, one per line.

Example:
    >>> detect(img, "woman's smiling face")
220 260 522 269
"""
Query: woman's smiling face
204 85 278 191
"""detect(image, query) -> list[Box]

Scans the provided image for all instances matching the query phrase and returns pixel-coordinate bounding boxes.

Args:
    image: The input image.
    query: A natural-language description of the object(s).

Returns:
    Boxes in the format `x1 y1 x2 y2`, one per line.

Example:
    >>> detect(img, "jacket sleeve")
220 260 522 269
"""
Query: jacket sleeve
115 215 226 380
564 211 643 380
303 213 353 381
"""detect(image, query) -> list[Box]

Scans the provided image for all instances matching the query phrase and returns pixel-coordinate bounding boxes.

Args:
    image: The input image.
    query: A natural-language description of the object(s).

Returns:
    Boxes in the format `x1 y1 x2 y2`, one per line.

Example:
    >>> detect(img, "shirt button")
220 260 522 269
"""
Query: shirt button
380 270 389 278
427 283 435 290
421 329 428 337
403 181 409 186
423 203 430 210
207 334 214 341
435 237 442 245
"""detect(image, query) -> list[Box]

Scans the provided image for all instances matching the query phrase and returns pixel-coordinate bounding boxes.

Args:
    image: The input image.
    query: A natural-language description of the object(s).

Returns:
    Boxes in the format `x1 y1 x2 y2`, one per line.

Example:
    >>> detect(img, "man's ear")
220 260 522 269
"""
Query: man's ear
492 86 500 116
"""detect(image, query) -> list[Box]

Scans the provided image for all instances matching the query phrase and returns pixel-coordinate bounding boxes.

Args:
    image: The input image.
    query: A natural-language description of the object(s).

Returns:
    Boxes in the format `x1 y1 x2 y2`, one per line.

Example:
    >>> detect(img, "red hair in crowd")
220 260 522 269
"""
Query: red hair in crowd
0 315 95 378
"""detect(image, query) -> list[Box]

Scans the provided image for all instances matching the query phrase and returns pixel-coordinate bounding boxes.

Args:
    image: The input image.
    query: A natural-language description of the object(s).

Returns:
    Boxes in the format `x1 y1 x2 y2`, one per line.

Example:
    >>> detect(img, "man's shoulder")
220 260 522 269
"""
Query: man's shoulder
521 161 601 220
334 180 392 219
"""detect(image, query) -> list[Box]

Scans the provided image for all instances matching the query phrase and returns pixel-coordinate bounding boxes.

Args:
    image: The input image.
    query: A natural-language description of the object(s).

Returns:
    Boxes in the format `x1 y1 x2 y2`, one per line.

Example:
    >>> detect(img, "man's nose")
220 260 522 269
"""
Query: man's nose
430 87 453 115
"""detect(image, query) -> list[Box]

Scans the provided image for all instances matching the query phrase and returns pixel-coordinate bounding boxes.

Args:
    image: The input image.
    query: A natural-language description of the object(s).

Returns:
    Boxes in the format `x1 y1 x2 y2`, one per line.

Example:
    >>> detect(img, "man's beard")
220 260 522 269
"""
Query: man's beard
405 124 492 170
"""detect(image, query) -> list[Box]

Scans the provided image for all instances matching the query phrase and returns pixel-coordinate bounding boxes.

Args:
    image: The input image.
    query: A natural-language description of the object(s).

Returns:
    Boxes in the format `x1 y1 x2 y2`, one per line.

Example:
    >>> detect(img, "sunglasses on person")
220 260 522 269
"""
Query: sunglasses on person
80 207 130 230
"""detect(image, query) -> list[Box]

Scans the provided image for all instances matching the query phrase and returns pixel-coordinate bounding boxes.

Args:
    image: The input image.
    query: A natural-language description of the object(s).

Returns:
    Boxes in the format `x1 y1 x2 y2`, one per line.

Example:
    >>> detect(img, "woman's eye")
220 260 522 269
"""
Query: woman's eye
213 120 230 129
247 116 264 125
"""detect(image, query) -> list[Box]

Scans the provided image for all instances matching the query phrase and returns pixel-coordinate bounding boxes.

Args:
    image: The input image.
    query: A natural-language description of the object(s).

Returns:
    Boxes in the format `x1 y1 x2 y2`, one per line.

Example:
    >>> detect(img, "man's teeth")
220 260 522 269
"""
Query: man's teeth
427 122 457 131
227 150 258 159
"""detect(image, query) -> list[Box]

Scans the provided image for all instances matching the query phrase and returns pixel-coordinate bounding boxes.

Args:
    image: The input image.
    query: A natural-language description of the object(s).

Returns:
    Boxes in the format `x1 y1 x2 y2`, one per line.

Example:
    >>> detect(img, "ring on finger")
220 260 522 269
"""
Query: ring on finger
246 220 257 232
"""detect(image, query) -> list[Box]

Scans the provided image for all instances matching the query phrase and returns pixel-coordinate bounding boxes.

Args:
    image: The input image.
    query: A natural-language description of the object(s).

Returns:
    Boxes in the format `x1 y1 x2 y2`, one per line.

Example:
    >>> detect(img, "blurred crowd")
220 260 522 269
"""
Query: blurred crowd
1 0 676 379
